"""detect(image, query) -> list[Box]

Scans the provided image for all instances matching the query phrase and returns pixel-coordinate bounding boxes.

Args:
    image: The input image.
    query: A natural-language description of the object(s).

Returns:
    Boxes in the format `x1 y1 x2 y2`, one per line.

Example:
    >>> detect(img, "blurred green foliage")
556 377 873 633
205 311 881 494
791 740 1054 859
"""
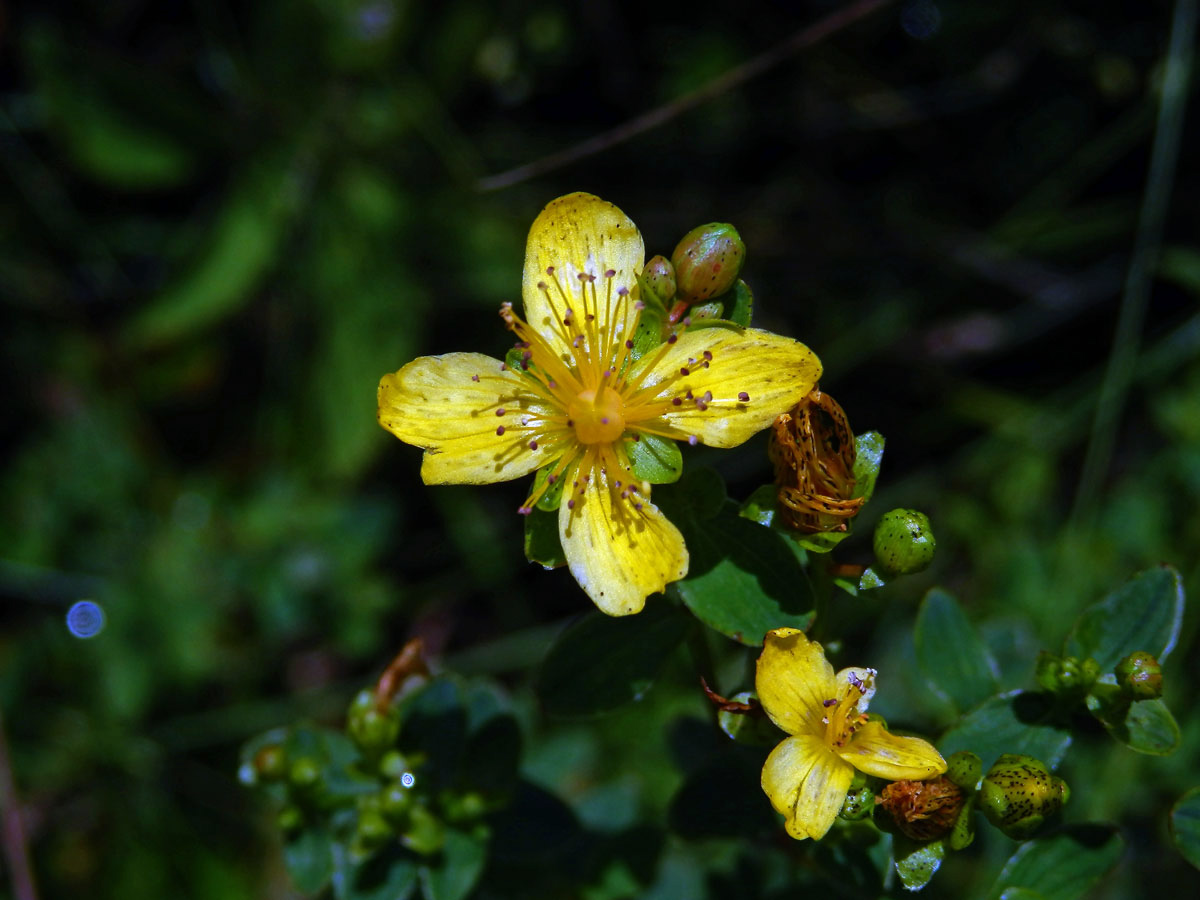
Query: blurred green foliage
4 0 1200 898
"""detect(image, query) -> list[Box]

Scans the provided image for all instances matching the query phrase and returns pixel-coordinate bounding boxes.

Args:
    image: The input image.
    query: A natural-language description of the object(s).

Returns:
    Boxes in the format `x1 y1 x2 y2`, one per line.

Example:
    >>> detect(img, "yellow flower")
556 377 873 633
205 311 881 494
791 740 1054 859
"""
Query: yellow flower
377 193 822 616
756 627 946 840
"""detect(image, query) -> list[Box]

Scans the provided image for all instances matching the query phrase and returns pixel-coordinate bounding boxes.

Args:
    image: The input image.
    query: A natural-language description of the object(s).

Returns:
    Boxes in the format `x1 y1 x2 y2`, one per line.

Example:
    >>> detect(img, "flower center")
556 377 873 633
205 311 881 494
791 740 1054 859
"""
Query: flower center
568 387 626 444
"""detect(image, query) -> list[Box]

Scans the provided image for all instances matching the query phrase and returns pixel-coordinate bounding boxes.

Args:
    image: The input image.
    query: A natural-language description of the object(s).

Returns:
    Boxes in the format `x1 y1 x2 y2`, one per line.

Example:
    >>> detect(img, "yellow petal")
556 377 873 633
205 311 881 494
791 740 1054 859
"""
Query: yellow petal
837 720 947 781
635 328 822 448
558 449 688 616
521 193 645 354
761 734 854 840
378 353 560 485
755 628 837 737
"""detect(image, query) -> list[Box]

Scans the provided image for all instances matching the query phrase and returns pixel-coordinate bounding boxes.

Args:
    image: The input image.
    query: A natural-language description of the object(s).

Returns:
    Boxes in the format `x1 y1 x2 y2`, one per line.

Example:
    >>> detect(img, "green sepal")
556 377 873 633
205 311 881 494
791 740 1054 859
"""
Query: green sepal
523 506 565 569
947 796 976 851
626 432 683 484
531 466 565 511
630 303 666 360
727 280 753 326
892 833 945 891
716 691 784 747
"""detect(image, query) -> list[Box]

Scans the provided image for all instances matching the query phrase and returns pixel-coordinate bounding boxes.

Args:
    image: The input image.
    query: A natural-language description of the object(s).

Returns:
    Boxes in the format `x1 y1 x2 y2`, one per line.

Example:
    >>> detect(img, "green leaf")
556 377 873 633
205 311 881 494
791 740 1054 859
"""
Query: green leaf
333 844 419 900
672 508 816 645
662 467 727 521
938 692 1072 771
1097 697 1180 755
1064 566 1184 670
535 601 692 718
398 678 466 789
283 825 336 895
668 751 777 838
419 827 487 900
125 159 299 347
627 433 683 484
892 833 945 891
986 825 1124 900
488 781 582 863
524 507 565 569
914 589 999 714
1170 786 1200 869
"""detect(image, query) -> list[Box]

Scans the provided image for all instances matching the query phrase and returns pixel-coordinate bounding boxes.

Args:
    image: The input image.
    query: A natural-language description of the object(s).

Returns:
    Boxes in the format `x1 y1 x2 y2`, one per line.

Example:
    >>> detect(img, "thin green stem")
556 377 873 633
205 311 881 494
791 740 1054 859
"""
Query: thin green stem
1071 0 1197 529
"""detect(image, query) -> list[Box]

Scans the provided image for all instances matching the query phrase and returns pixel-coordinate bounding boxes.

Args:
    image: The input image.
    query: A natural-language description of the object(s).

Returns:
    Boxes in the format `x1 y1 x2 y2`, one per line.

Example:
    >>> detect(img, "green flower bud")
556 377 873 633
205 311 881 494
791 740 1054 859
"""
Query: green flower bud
978 754 1069 840
379 750 411 781
253 743 288 781
381 780 415 823
945 751 982 791
1114 651 1163 700
1036 652 1101 697
356 808 393 847
639 254 676 305
401 803 445 856
347 689 400 758
441 790 488 825
671 223 745 303
277 805 304 833
288 756 321 789
872 509 936 576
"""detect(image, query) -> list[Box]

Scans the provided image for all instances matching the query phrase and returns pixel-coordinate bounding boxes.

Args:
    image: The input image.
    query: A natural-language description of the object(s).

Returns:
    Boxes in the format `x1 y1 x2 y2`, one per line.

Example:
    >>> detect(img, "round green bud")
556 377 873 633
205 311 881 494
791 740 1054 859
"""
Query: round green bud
347 689 400 758
1114 651 1163 700
945 751 982 791
872 509 936 576
640 255 676 305
288 756 321 789
277 805 304 833
671 223 745 303
356 808 393 846
401 803 445 856
381 780 415 822
379 750 411 781
253 743 288 781
978 754 1069 840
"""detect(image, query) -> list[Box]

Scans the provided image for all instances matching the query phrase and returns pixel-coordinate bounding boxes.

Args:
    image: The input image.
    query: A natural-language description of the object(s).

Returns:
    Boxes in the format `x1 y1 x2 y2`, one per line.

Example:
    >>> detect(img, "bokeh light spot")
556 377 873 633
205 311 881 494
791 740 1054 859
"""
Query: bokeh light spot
66 600 105 639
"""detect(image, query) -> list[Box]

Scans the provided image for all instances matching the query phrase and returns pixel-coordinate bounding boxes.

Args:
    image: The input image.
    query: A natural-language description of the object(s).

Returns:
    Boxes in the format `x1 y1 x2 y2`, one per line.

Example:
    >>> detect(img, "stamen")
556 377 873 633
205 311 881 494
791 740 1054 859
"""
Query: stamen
496 426 505 435
496 408 506 416
471 374 480 382
739 391 750 402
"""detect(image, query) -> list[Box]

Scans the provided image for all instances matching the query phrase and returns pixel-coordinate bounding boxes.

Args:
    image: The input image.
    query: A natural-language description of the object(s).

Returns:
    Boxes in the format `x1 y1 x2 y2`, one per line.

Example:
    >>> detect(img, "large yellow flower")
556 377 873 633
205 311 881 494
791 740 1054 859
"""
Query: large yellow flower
757 627 946 840
377 193 821 615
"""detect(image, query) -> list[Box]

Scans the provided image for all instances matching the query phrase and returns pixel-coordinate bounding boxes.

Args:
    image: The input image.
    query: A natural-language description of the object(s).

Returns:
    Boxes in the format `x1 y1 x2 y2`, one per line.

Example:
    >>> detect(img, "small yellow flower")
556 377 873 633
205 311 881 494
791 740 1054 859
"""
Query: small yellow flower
756 627 946 840
377 193 822 616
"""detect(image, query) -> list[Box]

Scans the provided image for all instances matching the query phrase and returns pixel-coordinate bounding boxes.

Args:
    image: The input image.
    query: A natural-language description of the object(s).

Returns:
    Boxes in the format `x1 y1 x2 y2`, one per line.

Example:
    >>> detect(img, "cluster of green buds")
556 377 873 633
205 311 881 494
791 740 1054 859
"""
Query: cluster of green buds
240 640 503 884
636 222 752 333
1035 652 1102 699
1037 649 1165 735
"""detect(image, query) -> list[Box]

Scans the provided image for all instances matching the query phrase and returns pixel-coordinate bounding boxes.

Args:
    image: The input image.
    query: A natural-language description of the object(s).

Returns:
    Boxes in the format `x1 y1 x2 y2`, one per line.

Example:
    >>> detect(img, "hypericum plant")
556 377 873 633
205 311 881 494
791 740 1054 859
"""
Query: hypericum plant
243 193 1187 900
